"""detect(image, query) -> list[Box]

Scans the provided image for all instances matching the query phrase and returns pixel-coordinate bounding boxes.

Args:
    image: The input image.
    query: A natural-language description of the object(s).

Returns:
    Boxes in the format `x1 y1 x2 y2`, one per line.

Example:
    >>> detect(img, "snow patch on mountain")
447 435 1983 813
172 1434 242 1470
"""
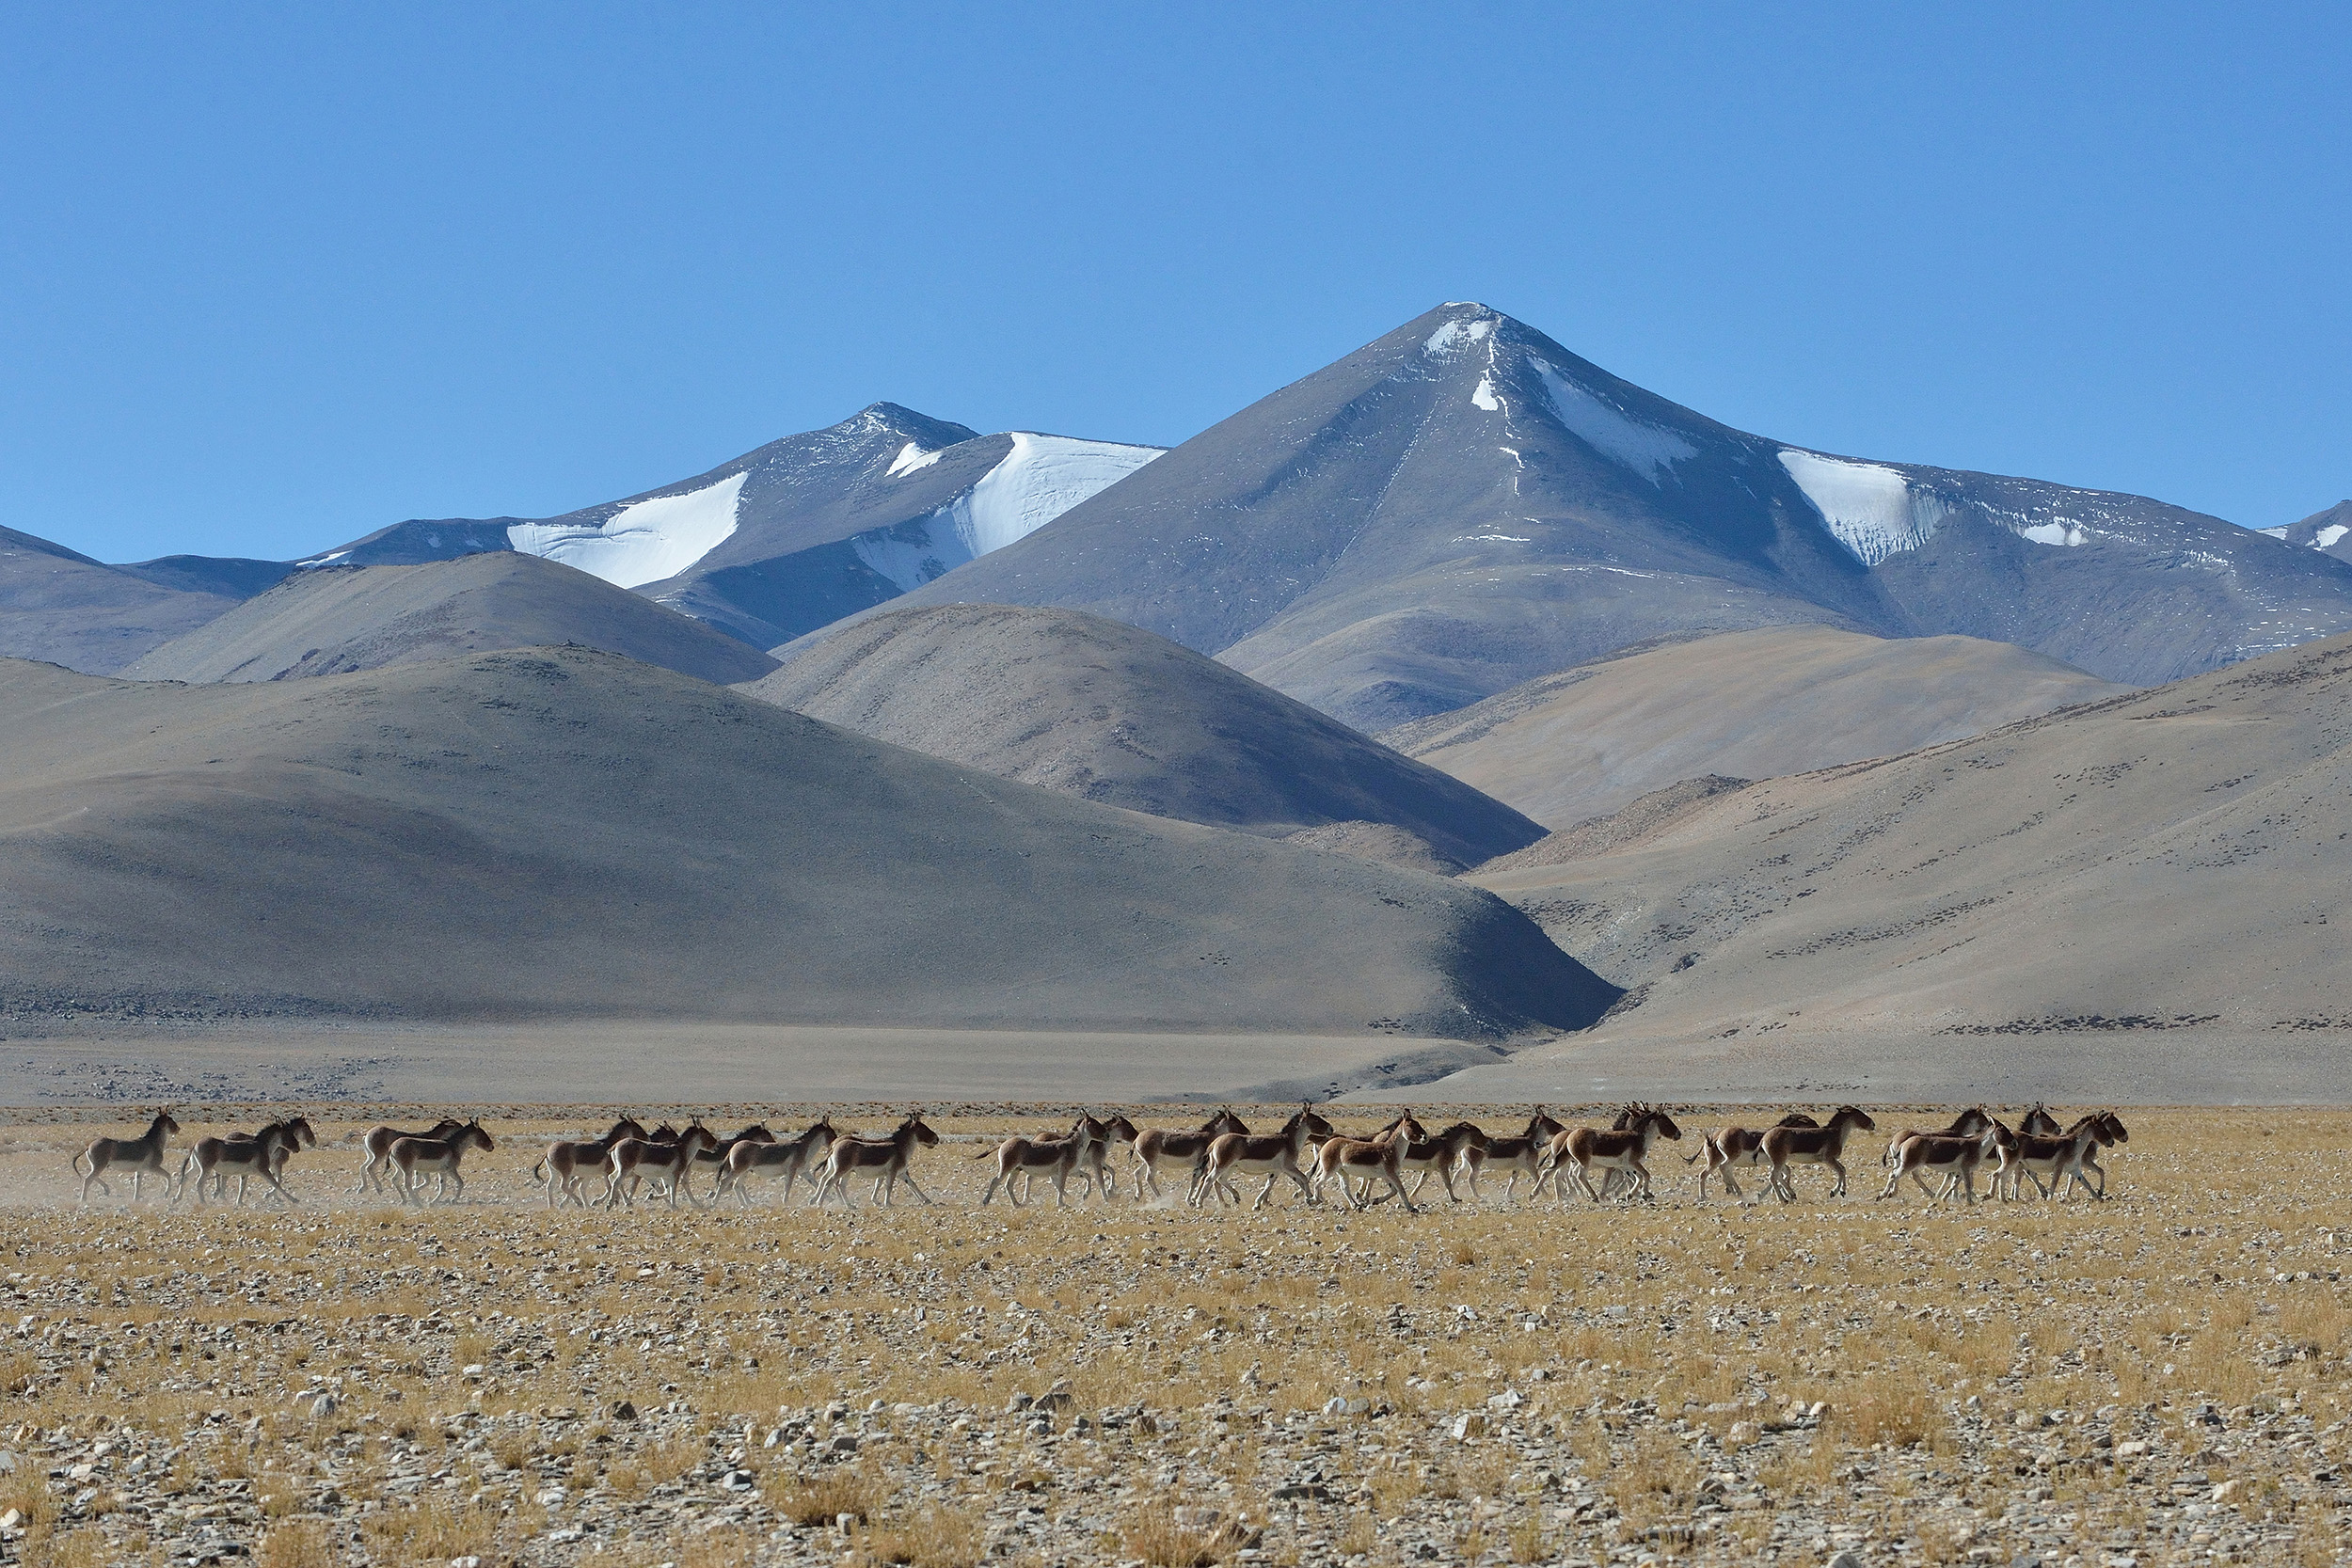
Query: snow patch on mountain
2021 522 2088 547
1471 376 1502 412
886 442 943 478
851 434 1161 593
2319 524 2349 550
962 434 1160 556
1424 318 1495 357
1778 451 1949 565
507 472 747 589
2260 527 2293 540
1534 362 1697 484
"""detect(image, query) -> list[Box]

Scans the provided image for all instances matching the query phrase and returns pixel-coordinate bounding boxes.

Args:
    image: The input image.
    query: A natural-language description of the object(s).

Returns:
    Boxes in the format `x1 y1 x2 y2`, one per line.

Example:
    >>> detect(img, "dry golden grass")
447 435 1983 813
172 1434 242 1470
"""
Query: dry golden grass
858 1503 984 1567
772 1465 883 1528
358 1496 497 1560
0 1103 2345 1565
253 1518 334 1568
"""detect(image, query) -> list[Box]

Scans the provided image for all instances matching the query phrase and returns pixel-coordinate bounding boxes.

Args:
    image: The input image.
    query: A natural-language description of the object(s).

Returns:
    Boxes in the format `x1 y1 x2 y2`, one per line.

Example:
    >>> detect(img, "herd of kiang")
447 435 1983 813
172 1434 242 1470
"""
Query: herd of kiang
66 1101 2128 1212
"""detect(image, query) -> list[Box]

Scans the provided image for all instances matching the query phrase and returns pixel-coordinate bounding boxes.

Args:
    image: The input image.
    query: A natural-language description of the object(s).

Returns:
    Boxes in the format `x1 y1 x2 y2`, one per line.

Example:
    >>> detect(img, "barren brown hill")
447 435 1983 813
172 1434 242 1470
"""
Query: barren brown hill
122 553 777 686
749 602 1544 869
0 646 1614 1043
1446 631 2352 1098
1386 625 2130 829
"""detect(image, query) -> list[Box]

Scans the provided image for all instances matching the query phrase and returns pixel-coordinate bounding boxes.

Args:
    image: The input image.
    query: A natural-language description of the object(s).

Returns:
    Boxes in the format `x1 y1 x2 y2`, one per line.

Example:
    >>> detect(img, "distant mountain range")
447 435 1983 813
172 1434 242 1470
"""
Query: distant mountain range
7 302 2349 1085
296 404 1161 650
6 302 2346 735
885 303 2352 728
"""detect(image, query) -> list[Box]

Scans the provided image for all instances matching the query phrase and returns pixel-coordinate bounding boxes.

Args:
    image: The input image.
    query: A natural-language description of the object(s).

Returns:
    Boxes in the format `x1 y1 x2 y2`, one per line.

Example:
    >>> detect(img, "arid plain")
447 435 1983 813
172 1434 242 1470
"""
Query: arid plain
0 1103 2344 1568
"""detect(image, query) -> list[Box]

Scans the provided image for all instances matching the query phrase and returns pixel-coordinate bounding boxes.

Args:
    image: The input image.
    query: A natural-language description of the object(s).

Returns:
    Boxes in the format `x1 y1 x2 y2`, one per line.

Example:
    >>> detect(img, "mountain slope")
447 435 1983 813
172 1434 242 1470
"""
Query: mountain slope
0 526 261 674
298 404 1162 649
121 553 777 686
884 303 2352 728
112 555 295 600
746 602 1545 869
2265 500 2352 564
1384 625 2132 829
1465 630 2352 1059
0 646 1616 1038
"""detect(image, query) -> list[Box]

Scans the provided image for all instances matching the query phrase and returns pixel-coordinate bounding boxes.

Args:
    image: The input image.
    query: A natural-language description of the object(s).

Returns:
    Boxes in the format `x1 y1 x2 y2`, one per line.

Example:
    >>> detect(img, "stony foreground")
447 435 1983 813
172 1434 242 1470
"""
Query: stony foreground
0 1107 2344 1567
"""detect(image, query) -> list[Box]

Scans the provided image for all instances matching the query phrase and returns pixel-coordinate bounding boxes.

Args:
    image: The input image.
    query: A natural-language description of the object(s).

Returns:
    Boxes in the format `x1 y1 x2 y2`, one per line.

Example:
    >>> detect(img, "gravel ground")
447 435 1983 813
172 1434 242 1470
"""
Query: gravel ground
0 1105 2344 1567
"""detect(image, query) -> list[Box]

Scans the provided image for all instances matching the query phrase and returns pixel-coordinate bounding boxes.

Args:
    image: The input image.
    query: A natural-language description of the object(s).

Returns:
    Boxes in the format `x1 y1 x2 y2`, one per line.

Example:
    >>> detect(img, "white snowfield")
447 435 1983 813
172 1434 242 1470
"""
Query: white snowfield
853 433 1161 593
506 472 749 590
2256 523 2347 551
1535 361 1697 484
2021 521 2089 547
1778 450 1949 566
886 442 943 478
1424 317 1495 356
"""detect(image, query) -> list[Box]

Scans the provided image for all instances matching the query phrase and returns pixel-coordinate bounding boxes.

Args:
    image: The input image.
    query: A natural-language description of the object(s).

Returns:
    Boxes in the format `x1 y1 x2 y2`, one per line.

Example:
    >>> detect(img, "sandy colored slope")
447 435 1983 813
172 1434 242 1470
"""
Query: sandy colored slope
749 603 1544 869
1386 626 2132 830
0 647 1614 1042
120 553 777 686
1457 632 2352 1087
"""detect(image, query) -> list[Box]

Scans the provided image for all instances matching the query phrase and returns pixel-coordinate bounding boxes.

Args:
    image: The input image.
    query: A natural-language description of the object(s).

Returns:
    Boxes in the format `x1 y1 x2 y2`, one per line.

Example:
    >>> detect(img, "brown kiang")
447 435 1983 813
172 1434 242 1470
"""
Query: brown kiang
814 1111 942 1207
975 1113 1119 1207
530 1117 650 1208
600 1120 717 1209
390 1119 495 1206
357 1117 467 1196
174 1116 316 1206
1129 1107 1249 1200
713 1116 838 1205
1684 1112 1820 1200
1541 1104 1683 1203
72 1109 182 1204
1458 1107 1567 1201
1199 1103 1340 1210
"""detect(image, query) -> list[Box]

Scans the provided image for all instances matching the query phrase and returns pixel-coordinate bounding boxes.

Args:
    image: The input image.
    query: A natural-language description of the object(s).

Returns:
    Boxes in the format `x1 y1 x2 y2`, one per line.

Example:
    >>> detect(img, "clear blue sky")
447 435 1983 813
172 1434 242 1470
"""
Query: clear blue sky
5 2 2346 563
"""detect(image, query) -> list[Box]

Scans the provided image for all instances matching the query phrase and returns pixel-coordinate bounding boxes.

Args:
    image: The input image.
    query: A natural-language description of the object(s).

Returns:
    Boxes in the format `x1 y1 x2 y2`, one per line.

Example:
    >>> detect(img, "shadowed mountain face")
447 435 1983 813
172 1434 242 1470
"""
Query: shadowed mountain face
2266 500 2352 564
123 553 777 687
0 526 282 674
299 404 1162 650
1468 630 2352 1051
1384 625 2132 830
746 603 1545 870
0 646 1616 1038
883 303 2352 729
